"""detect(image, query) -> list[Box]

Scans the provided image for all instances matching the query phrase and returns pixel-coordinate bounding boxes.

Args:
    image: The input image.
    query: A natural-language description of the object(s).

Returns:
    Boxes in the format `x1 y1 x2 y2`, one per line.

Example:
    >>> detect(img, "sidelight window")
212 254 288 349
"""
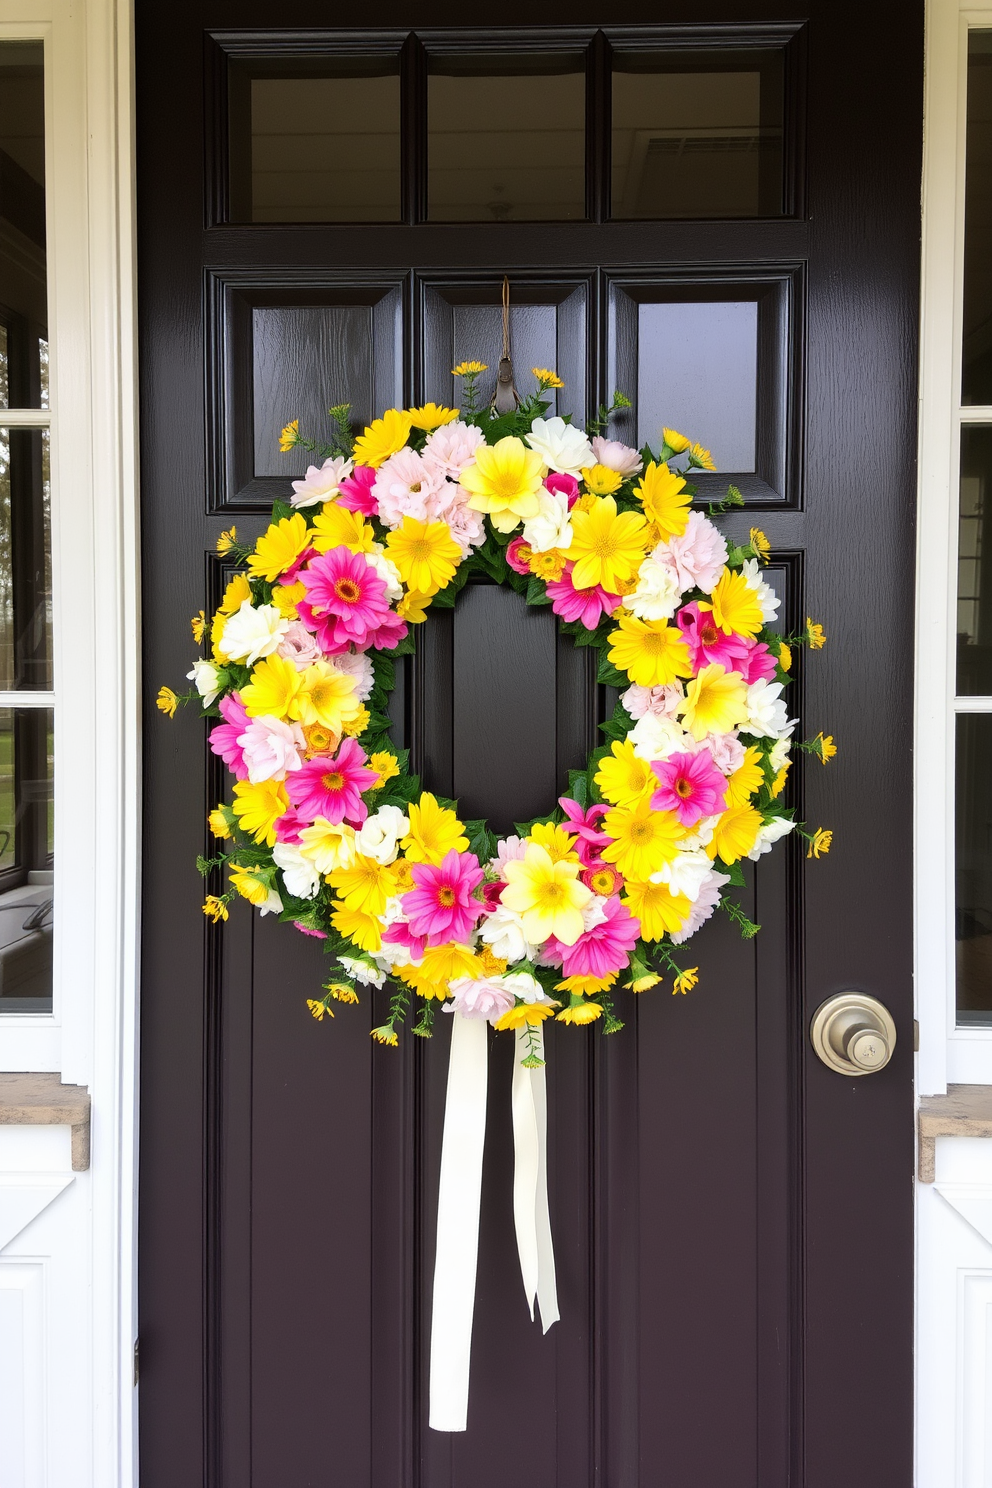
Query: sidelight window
0 40 52 1014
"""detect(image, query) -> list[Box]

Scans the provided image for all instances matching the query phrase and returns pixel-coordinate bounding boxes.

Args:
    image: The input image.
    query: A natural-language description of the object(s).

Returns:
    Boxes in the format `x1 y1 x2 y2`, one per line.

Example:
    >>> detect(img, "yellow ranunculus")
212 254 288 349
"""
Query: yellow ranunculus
607 614 694 687
458 436 546 533
385 518 462 596
352 409 412 469
501 844 592 946
633 462 691 539
677 663 748 741
568 495 648 592
232 778 289 846
401 792 468 864
594 738 656 807
248 513 311 584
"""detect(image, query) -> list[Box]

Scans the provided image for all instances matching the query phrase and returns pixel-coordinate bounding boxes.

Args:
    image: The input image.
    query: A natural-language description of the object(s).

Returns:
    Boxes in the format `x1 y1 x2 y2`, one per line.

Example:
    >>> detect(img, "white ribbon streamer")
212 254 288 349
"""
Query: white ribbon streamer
512 1026 559 1333
428 1011 489 1432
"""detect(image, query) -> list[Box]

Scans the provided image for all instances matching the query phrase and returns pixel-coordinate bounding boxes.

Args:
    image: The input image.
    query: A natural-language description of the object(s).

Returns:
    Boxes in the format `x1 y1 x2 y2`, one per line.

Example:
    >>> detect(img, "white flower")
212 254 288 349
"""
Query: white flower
590 436 642 477
740 558 781 624
670 869 729 943
480 904 540 963
525 416 594 477
501 971 548 1004
364 545 404 602
739 679 795 740
649 849 715 903
522 489 573 553
332 649 375 702
629 710 689 762
339 954 387 988
276 621 323 670
355 804 409 864
257 888 283 917
624 557 682 621
581 895 611 931
187 658 222 707
290 455 353 508
218 600 290 666
747 816 796 860
237 714 305 783
677 814 719 851
272 841 321 899
768 737 791 773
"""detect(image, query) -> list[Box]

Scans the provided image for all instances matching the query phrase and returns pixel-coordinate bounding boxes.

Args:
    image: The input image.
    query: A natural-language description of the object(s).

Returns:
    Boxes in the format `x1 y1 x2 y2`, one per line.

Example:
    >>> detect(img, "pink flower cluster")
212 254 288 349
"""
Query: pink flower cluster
371 422 487 557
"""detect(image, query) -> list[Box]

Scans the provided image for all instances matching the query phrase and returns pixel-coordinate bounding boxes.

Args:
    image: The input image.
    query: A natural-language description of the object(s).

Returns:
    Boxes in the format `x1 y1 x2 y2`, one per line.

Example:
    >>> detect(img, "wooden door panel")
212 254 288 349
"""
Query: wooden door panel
138 6 922 1485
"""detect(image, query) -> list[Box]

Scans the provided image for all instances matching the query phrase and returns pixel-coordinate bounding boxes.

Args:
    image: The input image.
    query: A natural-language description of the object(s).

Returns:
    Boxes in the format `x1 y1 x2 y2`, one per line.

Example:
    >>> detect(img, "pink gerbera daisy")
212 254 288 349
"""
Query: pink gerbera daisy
650 750 728 827
285 737 377 825
558 797 612 865
676 600 751 674
551 896 641 979
336 465 379 515
545 566 622 629
738 637 778 683
209 692 250 780
381 919 428 963
299 546 393 651
401 849 484 946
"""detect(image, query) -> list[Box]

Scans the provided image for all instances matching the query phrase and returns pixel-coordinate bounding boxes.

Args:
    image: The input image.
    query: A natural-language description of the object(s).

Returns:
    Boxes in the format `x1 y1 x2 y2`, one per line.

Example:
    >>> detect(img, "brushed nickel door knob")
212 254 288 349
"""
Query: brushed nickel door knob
810 993 897 1075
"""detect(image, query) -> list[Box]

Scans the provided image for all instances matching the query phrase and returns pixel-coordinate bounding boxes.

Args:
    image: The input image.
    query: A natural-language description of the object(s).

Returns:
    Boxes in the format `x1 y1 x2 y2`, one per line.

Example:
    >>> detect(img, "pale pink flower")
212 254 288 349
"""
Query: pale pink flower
655 511 728 595
688 731 746 776
290 455 353 509
422 420 486 480
621 683 684 720
670 869 730 943
237 714 305 783
276 620 323 670
444 976 517 1022
373 448 449 528
331 649 375 702
590 436 643 477
442 495 486 556
491 836 527 871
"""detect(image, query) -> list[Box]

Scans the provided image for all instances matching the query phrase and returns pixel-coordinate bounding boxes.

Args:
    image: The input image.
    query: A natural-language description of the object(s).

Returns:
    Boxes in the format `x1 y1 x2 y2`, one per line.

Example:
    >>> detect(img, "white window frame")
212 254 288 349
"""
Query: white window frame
917 0 992 1091
0 0 139 1482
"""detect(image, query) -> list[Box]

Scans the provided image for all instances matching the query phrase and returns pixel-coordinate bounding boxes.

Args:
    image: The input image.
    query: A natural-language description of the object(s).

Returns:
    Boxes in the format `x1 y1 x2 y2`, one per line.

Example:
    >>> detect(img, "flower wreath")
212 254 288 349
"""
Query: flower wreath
160 364 835 1064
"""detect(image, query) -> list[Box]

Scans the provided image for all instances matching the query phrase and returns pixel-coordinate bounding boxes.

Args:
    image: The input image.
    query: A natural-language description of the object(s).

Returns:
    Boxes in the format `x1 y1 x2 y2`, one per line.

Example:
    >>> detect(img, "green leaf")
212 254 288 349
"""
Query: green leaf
270 499 293 524
724 860 747 887
597 654 628 687
525 575 552 606
430 566 471 609
386 631 418 658
566 770 589 808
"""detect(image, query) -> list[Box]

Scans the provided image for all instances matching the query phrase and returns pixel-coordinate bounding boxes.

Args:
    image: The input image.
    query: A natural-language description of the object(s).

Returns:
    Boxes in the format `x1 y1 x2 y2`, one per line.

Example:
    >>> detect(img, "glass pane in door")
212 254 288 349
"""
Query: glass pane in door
0 41 47 407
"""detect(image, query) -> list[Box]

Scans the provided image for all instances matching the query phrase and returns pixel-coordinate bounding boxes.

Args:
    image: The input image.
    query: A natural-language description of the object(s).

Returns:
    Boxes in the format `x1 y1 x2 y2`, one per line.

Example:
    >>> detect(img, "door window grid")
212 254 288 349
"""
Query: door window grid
212 25 804 227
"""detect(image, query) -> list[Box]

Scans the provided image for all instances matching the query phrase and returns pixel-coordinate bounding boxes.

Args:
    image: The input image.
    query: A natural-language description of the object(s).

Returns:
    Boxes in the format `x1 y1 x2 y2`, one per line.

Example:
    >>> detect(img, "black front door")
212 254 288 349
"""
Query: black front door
137 5 922 1484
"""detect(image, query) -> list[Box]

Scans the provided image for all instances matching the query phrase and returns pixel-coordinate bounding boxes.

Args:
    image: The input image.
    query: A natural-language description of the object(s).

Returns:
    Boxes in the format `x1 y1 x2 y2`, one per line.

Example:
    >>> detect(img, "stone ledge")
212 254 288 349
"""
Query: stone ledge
0 1072 90 1170
919 1084 992 1182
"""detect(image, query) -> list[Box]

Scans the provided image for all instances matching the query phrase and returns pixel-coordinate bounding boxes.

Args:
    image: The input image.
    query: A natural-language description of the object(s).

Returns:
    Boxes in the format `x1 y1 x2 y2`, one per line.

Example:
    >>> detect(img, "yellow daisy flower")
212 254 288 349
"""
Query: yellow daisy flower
247 513 311 584
370 751 400 786
406 402 459 430
501 845 592 945
452 361 487 376
807 827 833 859
493 1001 557 1031
228 864 270 906
725 746 764 808
568 495 649 592
705 568 763 639
594 738 656 807
371 1025 399 1046
771 761 790 797
330 902 383 952
778 641 792 672
241 653 305 720
202 895 229 923
806 618 826 649
601 799 683 880
633 462 691 539
156 685 178 719
662 426 691 454
673 967 699 995
385 517 462 596
402 792 468 864
232 778 289 847
279 419 299 452
625 970 661 992
328 855 393 917
556 972 617 995
607 614 694 688
677 663 748 740
815 732 837 764
310 504 374 554
295 661 361 734
458 435 546 533
532 367 564 389
557 999 603 1025
307 998 333 1021
218 572 251 615
352 409 412 469
191 610 206 643
706 804 763 865
397 589 434 623
341 705 371 738
271 580 306 620
689 442 716 470
216 526 238 554
527 821 580 862
325 981 360 1004
749 527 771 562
621 879 692 940
581 463 624 496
